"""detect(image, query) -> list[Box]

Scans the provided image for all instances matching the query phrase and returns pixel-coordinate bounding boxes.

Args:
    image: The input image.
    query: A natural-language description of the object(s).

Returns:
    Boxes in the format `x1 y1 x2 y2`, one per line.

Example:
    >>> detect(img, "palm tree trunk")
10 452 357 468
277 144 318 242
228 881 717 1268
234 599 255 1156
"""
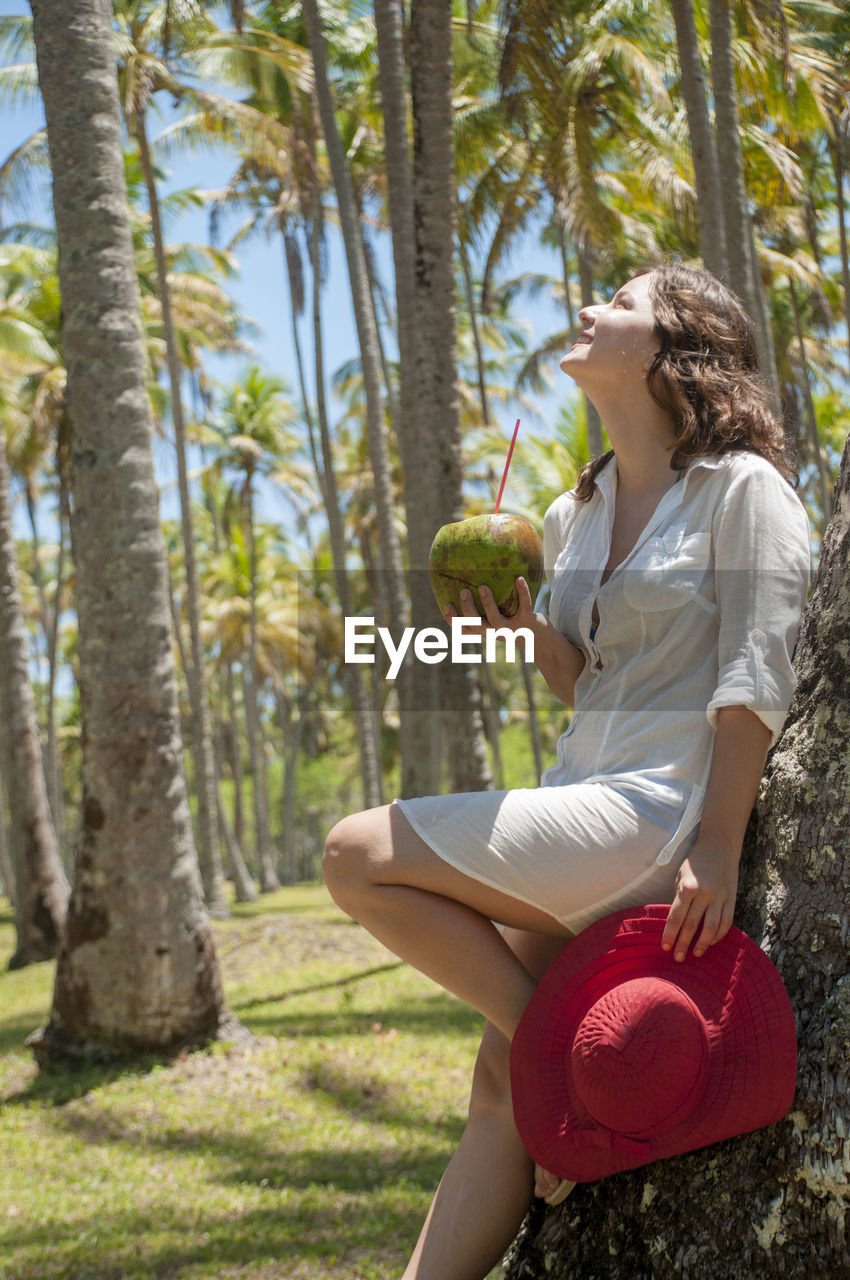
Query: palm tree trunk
409 0 492 794
28 0 233 1061
460 244 491 427
0 795 14 906
46 486 66 843
788 275 832 522
556 213 576 337
308 192 383 810
274 680 310 886
374 0 442 799
669 0 729 279
23 481 64 838
829 125 850 373
360 219 403 434
521 658 544 783
708 0 780 407
479 665 504 790
303 0 415 804
282 227 323 487
0 428 69 969
134 111 229 919
576 240 604 457
224 662 246 851
213 756 257 903
243 478 279 892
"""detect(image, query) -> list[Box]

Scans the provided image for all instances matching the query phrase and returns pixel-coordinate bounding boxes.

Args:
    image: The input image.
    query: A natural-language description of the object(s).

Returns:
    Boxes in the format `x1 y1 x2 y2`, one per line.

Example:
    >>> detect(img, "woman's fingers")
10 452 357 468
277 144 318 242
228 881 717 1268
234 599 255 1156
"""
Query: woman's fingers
447 578 532 627
663 892 733 962
692 901 724 957
663 898 701 962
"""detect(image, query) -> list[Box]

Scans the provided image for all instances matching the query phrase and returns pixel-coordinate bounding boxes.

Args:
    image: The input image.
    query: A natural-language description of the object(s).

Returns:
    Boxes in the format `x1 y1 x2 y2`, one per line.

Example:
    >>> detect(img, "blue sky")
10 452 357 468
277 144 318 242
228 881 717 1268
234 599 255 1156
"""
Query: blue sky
0 2 571 540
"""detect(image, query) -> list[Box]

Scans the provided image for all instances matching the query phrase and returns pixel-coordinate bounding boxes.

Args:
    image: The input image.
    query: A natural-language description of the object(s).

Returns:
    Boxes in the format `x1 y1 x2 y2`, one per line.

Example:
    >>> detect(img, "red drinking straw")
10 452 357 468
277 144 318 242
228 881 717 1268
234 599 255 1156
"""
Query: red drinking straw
494 418 521 514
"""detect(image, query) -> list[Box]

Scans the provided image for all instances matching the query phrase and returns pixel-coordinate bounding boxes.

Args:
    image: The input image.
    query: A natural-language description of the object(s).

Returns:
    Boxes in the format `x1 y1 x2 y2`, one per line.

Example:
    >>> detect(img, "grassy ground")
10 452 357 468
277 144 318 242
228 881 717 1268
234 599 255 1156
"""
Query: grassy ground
0 887 507 1280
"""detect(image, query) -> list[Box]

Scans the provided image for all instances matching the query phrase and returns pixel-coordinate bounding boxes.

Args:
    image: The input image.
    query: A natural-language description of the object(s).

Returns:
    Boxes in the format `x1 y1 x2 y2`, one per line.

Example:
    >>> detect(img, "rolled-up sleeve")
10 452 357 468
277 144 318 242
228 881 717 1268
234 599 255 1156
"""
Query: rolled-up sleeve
706 461 811 746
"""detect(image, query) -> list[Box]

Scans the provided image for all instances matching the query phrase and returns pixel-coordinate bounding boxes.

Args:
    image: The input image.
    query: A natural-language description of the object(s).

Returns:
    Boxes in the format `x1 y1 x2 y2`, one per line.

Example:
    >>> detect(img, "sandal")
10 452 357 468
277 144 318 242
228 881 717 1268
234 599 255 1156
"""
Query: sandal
544 1178 576 1206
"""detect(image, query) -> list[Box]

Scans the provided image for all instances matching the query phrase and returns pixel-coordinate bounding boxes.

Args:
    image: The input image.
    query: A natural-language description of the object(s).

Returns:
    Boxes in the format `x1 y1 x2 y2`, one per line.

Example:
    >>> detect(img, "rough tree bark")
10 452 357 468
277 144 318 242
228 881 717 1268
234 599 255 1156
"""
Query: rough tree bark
374 0 442 798
506 437 850 1276
0 427 69 968
27 0 237 1061
134 110 229 919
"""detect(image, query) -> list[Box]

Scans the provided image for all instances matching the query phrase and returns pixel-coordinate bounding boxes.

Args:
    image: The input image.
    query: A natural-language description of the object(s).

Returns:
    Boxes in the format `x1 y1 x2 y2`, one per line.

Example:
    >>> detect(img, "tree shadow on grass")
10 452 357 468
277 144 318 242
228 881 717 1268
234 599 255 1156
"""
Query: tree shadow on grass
2 1052 171 1109
238 994 484 1042
0 1188 431 1280
0 1011 49 1057
232 960 404 1010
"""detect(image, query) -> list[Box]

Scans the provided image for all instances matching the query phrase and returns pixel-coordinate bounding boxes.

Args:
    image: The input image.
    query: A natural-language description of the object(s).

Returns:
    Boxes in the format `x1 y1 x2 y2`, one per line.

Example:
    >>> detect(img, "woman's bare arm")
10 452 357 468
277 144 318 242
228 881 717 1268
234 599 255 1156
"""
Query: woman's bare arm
661 704 772 961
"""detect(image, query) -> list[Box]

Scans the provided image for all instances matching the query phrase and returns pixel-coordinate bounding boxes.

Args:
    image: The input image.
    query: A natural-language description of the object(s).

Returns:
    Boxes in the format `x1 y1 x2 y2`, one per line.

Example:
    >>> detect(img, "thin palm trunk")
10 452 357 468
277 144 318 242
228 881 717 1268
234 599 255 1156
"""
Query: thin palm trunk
200 471 249 872
308 196 383 810
521 658 544 783
409 0 492 793
460 245 491 428
670 0 729 280
829 126 850 374
577 241 604 457
0 428 69 969
275 678 311 886
243 478 279 892
224 662 246 851
556 214 576 337
29 0 232 1061
134 112 228 919
213 755 257 903
360 221 402 433
23 480 64 839
788 275 832 521
708 0 780 407
374 0 442 799
282 229 323 487
479 665 504 789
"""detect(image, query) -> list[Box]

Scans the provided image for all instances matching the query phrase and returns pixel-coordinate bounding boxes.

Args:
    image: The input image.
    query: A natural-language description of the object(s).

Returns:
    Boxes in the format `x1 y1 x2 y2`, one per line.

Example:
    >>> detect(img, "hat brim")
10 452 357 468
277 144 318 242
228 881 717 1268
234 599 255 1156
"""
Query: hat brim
510 905 797 1182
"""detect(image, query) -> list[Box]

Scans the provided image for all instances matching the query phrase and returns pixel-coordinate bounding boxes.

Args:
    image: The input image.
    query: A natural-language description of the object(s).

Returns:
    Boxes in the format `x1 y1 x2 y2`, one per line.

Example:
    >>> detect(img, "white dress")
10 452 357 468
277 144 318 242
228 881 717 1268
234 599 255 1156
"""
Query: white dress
395 451 811 932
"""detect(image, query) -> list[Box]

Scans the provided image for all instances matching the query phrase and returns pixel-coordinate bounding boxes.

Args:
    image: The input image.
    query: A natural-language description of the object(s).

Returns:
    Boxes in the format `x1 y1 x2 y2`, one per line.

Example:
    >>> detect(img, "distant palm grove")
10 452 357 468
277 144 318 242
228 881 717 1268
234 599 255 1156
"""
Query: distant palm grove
0 0 848 1050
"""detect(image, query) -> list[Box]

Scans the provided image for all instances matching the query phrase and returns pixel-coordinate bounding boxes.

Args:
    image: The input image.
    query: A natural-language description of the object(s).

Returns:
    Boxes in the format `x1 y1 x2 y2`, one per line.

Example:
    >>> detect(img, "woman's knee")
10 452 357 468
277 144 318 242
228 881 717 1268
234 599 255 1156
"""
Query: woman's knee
322 813 367 906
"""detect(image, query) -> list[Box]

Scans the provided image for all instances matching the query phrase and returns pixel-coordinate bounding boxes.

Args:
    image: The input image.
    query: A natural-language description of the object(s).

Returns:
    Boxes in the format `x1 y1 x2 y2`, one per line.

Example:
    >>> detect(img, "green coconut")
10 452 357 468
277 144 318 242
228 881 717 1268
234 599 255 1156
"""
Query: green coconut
428 513 544 619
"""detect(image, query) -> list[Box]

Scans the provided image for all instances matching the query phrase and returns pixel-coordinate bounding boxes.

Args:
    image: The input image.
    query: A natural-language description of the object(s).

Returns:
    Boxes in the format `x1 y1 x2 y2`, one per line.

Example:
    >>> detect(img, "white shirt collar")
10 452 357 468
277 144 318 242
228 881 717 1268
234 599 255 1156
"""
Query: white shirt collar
595 451 735 499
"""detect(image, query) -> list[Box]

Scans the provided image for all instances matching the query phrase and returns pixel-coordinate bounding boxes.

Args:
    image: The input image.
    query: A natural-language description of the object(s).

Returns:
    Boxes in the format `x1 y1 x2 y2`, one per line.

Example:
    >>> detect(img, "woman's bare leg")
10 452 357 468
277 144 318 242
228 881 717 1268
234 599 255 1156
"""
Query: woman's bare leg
402 929 569 1280
322 804 569 1040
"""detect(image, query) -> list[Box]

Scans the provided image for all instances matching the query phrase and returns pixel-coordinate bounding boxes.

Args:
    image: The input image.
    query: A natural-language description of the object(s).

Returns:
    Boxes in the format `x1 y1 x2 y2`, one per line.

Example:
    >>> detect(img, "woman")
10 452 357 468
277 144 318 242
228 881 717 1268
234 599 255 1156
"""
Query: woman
322 264 811 1280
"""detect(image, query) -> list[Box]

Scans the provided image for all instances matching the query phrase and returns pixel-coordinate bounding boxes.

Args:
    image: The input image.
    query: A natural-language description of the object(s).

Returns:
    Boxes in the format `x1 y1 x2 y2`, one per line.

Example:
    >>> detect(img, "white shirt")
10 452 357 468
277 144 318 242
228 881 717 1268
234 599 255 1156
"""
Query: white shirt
541 451 811 862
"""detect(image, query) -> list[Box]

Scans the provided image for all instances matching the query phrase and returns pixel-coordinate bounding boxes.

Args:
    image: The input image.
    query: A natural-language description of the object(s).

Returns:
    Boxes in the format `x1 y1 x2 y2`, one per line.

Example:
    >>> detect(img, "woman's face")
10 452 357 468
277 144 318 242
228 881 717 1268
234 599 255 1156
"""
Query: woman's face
560 273 661 390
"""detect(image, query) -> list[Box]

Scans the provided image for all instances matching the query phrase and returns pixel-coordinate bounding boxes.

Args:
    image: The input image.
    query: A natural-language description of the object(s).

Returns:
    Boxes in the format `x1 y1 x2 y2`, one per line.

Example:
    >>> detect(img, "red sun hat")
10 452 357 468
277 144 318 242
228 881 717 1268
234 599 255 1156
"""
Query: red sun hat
510 905 797 1183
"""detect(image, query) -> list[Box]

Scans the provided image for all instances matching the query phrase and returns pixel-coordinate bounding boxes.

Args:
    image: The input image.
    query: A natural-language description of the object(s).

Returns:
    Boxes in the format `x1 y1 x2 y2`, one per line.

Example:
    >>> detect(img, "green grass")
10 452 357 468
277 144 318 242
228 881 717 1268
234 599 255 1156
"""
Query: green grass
0 887 503 1280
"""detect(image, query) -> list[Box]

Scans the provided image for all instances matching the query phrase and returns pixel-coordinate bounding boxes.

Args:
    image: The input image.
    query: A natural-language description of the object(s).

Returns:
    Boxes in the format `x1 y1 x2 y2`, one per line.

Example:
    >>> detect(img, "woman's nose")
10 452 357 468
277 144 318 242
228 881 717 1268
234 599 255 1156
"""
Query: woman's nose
578 303 600 324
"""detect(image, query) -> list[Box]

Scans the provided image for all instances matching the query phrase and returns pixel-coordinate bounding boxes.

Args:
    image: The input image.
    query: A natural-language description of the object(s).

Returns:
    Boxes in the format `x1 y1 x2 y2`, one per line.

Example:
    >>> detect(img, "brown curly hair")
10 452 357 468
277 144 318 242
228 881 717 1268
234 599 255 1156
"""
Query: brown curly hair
573 264 796 501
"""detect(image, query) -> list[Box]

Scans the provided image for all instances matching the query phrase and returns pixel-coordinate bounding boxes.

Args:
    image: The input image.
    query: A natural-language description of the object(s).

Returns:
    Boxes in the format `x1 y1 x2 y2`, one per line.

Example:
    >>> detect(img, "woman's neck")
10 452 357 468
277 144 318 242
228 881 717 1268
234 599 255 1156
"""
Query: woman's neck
611 444 679 499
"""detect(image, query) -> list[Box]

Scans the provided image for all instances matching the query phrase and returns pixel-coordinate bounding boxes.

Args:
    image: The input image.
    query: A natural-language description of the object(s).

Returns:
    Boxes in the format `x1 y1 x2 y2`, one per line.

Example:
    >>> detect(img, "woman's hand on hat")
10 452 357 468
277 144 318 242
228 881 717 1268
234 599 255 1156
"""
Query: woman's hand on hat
661 838 739 963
